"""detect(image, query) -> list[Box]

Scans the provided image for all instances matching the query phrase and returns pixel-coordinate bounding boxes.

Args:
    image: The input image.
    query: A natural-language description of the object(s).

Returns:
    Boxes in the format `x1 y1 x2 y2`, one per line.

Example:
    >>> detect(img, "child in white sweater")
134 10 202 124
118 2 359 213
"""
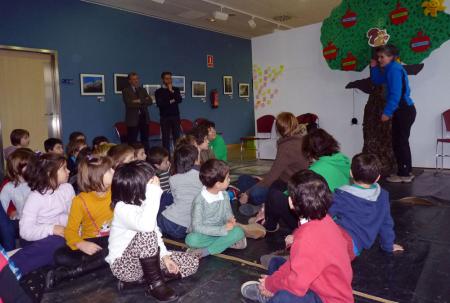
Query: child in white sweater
106 161 198 301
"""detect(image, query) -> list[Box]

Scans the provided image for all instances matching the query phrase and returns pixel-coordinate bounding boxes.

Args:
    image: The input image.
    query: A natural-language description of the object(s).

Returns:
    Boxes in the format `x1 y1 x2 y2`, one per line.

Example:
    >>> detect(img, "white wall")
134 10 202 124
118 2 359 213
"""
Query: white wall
251 23 450 168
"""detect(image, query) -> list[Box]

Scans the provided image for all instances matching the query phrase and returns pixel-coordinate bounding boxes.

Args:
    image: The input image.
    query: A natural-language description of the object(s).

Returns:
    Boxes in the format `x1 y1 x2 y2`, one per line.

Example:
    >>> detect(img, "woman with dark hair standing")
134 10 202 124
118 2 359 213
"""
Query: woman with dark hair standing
371 44 416 183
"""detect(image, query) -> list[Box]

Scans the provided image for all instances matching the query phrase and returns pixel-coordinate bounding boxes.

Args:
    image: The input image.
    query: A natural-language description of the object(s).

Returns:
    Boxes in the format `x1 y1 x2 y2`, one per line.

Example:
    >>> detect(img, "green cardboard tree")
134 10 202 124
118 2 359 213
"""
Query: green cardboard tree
321 0 450 72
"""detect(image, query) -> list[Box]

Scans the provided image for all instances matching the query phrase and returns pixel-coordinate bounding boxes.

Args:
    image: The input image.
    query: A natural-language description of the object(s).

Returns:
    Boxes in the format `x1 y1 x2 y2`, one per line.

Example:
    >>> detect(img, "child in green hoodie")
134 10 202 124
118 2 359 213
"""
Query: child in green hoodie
302 129 351 192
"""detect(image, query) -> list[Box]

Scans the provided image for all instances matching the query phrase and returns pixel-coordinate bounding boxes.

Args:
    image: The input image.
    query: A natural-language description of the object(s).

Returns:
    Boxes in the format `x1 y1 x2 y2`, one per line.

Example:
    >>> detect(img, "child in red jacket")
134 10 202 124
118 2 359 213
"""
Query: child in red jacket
241 170 354 303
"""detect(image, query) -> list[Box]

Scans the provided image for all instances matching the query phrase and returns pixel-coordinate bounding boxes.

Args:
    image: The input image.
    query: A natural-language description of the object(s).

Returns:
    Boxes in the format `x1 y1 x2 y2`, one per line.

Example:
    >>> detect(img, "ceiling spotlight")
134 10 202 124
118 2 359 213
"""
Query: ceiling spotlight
151 0 165 4
213 7 229 21
248 17 256 29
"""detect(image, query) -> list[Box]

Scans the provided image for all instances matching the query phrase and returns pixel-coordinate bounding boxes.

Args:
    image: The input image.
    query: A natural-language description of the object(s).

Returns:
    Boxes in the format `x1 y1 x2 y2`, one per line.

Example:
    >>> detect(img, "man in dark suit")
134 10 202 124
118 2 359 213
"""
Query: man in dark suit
155 71 183 153
122 72 152 150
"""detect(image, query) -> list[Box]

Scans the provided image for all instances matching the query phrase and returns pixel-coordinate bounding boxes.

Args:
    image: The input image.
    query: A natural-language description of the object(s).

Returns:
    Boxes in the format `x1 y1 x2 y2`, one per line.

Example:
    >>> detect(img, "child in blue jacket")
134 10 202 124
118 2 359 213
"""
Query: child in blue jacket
329 153 404 259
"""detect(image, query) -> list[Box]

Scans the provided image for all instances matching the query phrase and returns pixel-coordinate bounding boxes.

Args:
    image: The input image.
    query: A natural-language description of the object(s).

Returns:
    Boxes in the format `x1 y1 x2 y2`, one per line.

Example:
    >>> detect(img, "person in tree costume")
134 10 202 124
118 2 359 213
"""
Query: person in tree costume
321 0 450 179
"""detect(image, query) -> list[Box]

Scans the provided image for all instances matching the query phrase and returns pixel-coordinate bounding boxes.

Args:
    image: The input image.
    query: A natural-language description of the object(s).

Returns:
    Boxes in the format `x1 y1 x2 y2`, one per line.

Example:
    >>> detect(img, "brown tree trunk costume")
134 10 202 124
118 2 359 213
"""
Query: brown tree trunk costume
362 85 396 176
345 64 423 177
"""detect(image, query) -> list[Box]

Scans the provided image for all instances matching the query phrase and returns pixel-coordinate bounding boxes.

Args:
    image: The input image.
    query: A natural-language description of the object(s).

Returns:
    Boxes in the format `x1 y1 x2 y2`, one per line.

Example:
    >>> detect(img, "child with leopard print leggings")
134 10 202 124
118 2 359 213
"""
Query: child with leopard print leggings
106 161 199 302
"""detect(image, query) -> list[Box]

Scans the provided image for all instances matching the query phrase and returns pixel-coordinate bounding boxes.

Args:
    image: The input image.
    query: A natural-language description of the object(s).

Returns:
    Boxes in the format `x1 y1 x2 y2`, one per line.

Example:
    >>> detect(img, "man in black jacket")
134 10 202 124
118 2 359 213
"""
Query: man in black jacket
122 72 152 150
155 71 183 153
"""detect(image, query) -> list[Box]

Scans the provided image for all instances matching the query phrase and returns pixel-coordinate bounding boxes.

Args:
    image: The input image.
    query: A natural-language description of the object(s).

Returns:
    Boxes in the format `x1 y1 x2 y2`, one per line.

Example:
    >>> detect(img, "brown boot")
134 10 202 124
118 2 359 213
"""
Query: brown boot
139 251 179 302
162 269 182 283
117 278 145 292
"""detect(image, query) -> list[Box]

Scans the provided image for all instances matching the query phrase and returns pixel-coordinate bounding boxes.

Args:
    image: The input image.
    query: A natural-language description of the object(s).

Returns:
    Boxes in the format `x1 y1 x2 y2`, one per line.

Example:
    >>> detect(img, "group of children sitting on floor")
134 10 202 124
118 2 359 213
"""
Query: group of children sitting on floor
0 114 404 303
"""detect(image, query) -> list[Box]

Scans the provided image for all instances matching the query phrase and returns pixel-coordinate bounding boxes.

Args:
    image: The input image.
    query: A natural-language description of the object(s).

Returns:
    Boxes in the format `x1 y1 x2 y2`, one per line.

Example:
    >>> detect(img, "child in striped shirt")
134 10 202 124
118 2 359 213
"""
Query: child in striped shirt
148 146 171 194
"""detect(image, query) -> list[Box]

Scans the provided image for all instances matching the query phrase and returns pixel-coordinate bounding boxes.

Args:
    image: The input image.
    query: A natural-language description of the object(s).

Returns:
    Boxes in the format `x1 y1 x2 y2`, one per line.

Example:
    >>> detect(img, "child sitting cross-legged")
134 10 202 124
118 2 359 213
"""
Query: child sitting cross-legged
329 153 404 259
185 159 247 258
157 144 202 239
241 170 354 303
11 154 75 276
106 161 199 301
46 156 115 288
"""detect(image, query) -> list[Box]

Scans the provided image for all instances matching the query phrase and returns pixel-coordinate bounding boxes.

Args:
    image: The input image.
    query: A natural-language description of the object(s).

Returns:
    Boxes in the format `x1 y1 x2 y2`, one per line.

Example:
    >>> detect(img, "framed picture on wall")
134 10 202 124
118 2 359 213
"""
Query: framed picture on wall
80 74 105 96
223 76 233 95
172 76 185 94
143 84 161 104
114 73 128 94
239 83 250 98
192 81 206 98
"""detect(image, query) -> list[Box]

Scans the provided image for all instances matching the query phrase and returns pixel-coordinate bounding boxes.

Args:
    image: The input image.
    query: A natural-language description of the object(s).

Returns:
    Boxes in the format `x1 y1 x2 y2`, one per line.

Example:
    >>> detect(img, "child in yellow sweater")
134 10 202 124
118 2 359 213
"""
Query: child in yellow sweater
46 156 115 288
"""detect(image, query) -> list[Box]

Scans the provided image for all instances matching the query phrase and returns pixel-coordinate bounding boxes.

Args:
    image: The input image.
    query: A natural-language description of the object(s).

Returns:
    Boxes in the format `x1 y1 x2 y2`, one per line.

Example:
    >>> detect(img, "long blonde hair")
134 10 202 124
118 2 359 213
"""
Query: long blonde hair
276 112 302 138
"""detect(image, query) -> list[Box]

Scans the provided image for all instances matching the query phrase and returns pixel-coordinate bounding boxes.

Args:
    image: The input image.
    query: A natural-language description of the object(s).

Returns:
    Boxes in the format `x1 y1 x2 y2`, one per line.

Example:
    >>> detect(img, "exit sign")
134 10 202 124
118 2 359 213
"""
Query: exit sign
207 54 214 68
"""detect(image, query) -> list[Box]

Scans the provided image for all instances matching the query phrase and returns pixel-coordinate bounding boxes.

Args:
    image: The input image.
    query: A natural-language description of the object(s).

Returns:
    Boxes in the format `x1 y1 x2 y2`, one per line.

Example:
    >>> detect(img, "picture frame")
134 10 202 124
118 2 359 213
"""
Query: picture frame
143 84 161 104
172 76 186 94
80 74 105 96
192 81 207 98
223 75 233 95
114 73 129 94
239 83 250 98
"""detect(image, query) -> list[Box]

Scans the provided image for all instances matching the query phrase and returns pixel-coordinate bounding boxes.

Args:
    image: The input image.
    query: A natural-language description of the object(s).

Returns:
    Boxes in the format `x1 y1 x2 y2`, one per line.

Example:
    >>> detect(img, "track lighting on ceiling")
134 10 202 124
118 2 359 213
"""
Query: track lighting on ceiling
248 17 256 29
213 6 229 21
199 0 292 30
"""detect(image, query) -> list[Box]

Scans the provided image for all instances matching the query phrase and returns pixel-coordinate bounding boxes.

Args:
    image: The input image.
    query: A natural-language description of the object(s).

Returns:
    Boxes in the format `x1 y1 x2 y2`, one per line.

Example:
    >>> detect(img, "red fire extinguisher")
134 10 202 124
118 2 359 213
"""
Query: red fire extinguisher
210 89 219 109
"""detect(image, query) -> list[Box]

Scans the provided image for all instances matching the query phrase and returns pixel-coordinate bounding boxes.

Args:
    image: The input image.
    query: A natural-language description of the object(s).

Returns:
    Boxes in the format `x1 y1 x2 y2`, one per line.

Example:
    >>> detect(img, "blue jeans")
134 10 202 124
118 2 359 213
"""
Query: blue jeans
0 206 18 251
11 235 65 275
237 175 269 205
158 192 174 217
157 191 186 239
267 257 323 303
157 214 187 239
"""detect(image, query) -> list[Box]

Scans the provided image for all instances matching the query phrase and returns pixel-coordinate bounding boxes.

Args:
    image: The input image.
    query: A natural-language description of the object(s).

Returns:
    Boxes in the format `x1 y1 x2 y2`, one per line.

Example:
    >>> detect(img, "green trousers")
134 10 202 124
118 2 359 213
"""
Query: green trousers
185 226 244 255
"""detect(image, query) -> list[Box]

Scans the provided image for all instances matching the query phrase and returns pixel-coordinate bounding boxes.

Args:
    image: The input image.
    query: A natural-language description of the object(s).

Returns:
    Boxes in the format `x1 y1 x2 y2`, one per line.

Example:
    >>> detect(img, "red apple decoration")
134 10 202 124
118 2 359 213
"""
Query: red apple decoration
410 31 431 52
341 9 357 28
390 2 409 25
341 52 357 71
323 42 338 60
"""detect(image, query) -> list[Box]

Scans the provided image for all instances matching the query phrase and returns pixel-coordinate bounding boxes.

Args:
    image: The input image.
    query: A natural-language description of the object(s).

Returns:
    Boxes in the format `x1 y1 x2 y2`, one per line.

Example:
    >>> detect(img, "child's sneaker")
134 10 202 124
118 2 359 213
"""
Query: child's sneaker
248 207 265 225
236 223 266 239
241 281 270 303
230 237 247 249
386 174 414 183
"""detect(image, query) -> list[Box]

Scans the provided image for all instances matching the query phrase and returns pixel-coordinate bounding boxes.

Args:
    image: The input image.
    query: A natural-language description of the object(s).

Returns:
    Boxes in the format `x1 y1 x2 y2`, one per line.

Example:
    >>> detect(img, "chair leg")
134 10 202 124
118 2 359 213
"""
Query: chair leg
436 141 439 174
